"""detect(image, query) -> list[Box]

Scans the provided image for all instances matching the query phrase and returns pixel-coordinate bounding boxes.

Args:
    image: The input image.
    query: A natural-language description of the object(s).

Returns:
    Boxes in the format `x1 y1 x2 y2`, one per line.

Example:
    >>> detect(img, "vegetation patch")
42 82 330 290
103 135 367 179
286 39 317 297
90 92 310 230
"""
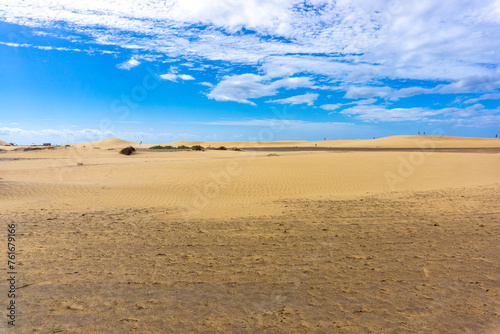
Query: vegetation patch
120 146 136 155
149 145 193 150
191 145 204 151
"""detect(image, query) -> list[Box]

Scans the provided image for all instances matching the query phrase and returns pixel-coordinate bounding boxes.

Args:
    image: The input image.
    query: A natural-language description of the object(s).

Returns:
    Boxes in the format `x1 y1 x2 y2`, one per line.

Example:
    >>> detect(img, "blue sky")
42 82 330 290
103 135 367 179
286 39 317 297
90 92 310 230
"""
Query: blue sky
0 0 499 144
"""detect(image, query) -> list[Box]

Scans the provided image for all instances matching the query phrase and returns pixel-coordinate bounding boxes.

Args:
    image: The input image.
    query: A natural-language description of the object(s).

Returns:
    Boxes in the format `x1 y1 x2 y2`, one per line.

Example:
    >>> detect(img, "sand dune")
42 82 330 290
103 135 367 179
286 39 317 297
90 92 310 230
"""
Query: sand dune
1 136 500 332
161 140 311 148
63 135 500 150
1 146 500 219
3 135 500 151
145 135 500 150
0 139 9 146
328 135 500 148
11 184 500 333
72 137 141 149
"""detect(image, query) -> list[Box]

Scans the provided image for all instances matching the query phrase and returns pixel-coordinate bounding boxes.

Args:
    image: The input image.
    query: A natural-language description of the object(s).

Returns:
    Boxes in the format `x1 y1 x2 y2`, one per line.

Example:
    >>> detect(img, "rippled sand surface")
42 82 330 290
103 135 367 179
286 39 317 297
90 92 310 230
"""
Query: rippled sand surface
1 135 499 332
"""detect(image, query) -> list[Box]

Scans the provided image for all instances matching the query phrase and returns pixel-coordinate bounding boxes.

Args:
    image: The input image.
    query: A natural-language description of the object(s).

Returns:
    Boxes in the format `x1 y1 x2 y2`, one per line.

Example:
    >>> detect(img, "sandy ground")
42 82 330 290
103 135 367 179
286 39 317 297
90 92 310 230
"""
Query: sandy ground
1 136 500 333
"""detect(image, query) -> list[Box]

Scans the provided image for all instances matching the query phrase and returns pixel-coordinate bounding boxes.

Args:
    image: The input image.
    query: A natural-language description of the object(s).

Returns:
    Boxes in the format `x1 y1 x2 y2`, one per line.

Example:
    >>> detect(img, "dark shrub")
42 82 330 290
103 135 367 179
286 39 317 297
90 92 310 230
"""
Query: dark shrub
177 145 190 149
120 146 136 155
216 146 227 150
191 145 204 151
149 145 175 149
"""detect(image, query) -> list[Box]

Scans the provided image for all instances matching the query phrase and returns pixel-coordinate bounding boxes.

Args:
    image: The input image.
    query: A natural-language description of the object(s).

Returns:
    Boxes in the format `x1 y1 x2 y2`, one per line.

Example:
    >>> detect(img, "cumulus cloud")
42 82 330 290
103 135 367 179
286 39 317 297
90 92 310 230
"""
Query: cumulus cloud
159 73 195 81
320 104 342 111
207 74 271 105
159 73 177 81
178 74 195 80
207 74 314 105
267 93 318 106
117 58 141 70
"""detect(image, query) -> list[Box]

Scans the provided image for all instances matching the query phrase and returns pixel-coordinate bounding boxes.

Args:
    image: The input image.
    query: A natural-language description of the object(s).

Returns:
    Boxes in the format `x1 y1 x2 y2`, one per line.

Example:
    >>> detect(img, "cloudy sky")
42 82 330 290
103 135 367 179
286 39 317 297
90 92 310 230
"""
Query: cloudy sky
1 0 499 144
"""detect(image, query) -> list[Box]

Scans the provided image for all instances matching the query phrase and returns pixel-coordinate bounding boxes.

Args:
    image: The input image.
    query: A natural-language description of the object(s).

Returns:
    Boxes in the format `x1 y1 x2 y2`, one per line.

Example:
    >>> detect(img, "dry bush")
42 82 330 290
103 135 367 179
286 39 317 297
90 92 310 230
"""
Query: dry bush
191 145 204 151
120 146 136 155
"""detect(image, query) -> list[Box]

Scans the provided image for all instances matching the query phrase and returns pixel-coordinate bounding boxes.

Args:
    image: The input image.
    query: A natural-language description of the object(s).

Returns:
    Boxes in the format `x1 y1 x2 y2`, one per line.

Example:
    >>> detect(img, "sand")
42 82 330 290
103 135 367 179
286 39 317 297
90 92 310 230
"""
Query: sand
1 135 499 332
157 135 500 149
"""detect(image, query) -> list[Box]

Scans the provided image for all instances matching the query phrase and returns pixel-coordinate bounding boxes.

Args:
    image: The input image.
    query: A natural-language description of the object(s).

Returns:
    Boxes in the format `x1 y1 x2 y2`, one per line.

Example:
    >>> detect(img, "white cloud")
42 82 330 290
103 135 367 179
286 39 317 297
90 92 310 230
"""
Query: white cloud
436 73 500 94
117 58 140 70
0 41 112 54
267 93 318 106
0 126 199 143
178 74 195 80
159 73 178 81
340 104 500 125
159 73 195 82
207 74 314 105
273 76 314 89
353 98 378 105
390 87 435 101
464 93 500 104
320 104 342 111
341 105 438 122
198 82 214 87
0 126 113 138
320 98 377 114
344 86 393 99
1 0 500 123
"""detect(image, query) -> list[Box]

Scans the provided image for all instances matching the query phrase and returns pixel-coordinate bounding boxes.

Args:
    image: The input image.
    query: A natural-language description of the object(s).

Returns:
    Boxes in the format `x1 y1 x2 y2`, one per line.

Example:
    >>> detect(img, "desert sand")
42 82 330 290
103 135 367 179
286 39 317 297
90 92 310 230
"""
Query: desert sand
1 135 499 333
